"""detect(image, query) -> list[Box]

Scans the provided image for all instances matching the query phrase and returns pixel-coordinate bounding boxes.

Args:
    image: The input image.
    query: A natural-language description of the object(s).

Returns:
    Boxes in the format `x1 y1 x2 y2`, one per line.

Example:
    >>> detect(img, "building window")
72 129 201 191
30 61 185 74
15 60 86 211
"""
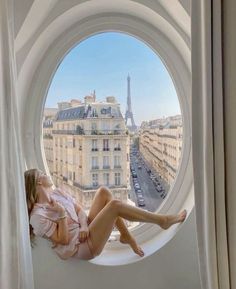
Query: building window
92 156 99 169
92 139 98 151
92 173 98 187
115 172 121 186
67 139 73 148
103 173 109 186
103 156 110 169
103 139 109 151
91 122 97 134
78 141 82 150
102 121 110 132
91 109 98 118
114 139 121 151
69 171 72 180
114 156 121 168
68 154 73 165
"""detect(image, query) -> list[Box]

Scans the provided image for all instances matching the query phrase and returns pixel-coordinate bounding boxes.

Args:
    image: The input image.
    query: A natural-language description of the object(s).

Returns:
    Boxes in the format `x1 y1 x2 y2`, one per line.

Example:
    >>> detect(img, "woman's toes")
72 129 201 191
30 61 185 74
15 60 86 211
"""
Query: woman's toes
134 246 144 257
179 210 187 222
161 210 187 230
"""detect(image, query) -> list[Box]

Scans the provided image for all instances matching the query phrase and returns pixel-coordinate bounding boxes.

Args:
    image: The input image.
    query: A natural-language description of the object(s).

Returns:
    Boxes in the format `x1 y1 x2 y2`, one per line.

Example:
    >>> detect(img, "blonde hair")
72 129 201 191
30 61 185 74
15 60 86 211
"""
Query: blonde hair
24 168 40 241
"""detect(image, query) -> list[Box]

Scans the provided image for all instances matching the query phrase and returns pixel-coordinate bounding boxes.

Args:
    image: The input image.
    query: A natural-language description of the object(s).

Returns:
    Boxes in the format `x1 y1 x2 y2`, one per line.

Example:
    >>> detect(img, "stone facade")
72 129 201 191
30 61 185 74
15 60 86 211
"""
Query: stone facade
139 115 183 185
43 95 130 209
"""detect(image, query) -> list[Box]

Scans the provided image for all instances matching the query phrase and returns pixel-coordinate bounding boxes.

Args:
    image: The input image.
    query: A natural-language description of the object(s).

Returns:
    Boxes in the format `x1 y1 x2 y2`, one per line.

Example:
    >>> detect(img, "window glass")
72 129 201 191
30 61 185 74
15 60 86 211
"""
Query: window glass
43 32 182 222
103 173 110 186
115 172 121 186
92 173 98 187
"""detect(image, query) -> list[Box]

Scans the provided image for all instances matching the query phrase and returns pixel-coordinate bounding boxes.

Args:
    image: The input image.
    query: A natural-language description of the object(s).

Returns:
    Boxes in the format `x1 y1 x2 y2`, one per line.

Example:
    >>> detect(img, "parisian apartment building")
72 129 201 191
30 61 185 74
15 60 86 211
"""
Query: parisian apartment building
139 115 183 186
43 94 130 209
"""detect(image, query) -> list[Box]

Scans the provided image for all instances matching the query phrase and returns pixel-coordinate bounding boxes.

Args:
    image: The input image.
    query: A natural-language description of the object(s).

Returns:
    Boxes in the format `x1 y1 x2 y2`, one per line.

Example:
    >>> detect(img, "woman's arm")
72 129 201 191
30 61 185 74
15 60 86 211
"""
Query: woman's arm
75 204 88 228
49 200 69 245
74 203 89 242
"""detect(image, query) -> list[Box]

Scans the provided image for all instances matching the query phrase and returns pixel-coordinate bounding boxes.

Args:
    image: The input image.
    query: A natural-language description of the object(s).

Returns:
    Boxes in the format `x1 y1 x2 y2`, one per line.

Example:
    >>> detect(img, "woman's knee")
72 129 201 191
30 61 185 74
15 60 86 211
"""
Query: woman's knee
106 199 122 212
97 186 112 200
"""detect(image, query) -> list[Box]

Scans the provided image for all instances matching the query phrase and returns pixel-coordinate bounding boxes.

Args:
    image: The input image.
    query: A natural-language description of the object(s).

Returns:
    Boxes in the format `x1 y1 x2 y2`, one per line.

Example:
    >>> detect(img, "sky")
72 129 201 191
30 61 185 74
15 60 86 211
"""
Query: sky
46 32 181 126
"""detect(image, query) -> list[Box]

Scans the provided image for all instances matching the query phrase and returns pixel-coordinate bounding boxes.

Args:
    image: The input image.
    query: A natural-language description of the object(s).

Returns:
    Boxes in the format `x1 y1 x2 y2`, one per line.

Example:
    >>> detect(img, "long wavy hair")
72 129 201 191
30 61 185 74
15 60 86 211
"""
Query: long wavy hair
24 168 40 241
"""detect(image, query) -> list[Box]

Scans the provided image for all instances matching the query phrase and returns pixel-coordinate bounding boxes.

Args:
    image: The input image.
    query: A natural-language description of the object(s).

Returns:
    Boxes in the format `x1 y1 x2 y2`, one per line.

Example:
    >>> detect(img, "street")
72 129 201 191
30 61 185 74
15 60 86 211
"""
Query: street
128 148 169 212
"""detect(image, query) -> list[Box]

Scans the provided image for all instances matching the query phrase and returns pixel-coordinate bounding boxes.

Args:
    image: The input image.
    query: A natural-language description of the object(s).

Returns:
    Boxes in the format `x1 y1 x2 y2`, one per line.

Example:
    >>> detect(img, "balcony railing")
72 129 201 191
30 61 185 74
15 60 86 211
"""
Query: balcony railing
103 148 110 151
103 165 110 169
114 165 122 169
73 181 127 190
114 147 121 151
43 134 53 139
163 160 177 173
91 166 99 170
91 148 99 151
73 181 83 189
52 129 127 136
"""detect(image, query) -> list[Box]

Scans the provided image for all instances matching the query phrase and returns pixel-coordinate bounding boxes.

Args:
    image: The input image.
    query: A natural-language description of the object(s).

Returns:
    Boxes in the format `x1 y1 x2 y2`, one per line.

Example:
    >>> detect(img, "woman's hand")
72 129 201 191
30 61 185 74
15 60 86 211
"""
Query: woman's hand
50 198 65 215
79 227 89 243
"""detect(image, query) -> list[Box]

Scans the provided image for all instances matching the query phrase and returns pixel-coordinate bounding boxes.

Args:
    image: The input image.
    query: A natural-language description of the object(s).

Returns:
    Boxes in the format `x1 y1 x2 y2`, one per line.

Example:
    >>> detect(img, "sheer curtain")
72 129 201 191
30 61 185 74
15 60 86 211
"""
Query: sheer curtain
0 0 34 288
191 1 232 289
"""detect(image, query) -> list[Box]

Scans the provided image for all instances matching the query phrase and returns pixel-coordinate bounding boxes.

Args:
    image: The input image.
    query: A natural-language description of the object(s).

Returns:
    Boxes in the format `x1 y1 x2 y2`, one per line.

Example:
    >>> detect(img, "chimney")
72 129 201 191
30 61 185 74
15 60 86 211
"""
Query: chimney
106 96 116 103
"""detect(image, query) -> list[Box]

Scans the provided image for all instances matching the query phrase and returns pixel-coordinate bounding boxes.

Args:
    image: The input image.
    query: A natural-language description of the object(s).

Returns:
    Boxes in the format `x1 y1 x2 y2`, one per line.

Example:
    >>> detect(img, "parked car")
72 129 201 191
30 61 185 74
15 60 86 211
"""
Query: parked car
136 193 143 198
137 198 145 207
160 193 166 199
134 185 141 191
138 165 142 169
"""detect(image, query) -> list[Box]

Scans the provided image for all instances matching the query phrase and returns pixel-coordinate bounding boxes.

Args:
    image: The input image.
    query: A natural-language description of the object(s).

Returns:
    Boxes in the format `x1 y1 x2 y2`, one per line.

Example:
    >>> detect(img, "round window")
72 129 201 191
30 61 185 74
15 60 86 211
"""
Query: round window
43 32 183 231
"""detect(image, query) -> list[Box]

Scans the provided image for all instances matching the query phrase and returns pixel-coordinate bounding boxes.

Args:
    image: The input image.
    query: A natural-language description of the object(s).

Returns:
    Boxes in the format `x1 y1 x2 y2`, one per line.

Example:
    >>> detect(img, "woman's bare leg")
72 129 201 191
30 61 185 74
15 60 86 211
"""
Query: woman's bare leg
88 186 144 256
88 199 187 257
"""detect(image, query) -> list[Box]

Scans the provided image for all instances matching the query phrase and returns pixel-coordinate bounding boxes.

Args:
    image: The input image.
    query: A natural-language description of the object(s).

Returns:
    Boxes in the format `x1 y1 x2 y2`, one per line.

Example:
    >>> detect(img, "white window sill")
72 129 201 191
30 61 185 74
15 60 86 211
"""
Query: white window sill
90 187 194 266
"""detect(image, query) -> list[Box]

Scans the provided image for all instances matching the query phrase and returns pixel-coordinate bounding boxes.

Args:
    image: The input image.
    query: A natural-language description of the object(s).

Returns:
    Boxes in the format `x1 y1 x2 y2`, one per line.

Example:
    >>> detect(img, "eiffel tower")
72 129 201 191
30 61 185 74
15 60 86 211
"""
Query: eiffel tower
125 74 137 131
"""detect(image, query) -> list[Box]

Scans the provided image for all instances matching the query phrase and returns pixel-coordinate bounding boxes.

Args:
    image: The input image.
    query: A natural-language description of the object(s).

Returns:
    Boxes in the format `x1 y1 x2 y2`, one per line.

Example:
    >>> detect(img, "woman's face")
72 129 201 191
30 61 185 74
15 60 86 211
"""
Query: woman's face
37 171 53 188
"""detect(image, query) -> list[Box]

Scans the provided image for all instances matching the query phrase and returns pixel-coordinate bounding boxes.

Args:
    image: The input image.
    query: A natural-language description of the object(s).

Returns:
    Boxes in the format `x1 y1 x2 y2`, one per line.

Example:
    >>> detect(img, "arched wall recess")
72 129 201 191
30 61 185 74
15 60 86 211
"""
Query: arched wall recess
17 0 191 106
21 12 193 265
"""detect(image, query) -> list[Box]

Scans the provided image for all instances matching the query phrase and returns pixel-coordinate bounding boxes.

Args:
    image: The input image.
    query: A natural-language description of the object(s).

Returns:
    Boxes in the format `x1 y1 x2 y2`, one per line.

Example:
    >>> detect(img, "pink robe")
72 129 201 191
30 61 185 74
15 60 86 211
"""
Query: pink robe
30 189 81 260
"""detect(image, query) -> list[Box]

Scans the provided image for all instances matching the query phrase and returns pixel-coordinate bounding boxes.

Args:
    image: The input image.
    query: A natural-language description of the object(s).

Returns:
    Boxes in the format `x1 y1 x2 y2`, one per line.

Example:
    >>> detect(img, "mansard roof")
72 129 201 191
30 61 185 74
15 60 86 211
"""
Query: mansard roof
55 106 85 121
54 103 123 121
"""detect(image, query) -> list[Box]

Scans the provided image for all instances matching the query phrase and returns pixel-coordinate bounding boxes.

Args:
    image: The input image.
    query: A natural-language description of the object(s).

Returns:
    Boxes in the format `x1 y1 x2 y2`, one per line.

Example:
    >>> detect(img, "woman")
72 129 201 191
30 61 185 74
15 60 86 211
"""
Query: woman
25 168 187 260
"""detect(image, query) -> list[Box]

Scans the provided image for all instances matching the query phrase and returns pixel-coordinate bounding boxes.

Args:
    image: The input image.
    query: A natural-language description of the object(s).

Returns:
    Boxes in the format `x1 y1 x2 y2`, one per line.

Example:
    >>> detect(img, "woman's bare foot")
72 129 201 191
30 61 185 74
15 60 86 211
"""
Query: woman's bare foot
160 210 187 230
120 234 144 257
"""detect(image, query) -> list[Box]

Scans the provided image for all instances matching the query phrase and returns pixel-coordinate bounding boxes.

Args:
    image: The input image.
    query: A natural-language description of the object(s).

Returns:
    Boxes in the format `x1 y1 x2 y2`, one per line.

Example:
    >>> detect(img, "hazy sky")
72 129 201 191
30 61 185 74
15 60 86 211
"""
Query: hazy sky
46 32 181 126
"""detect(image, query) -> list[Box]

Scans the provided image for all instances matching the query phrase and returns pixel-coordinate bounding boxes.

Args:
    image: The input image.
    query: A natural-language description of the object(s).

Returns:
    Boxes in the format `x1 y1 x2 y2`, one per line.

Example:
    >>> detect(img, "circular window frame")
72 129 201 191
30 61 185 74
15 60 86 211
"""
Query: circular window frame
22 13 193 265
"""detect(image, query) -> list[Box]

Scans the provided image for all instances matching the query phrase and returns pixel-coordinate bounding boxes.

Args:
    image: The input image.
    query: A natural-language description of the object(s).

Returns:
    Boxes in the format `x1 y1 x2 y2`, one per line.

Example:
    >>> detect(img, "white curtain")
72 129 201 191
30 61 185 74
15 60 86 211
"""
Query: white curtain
0 0 34 288
191 1 231 289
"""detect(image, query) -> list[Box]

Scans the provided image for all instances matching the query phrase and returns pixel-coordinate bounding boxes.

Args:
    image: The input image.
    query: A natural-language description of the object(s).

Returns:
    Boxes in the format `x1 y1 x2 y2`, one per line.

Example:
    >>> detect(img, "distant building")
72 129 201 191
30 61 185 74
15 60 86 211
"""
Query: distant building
43 108 58 175
139 115 183 185
43 95 130 209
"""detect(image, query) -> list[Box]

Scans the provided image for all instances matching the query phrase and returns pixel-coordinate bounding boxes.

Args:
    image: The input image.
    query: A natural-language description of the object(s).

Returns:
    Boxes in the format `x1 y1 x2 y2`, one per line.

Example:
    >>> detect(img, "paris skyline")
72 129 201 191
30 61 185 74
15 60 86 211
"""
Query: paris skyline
45 32 181 126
